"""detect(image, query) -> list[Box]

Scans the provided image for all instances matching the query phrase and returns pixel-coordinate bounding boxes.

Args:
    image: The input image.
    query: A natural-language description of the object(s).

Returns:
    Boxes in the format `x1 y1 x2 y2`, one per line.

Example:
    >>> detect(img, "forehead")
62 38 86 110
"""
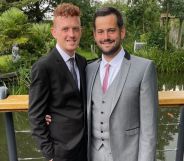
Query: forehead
53 16 81 27
95 14 118 29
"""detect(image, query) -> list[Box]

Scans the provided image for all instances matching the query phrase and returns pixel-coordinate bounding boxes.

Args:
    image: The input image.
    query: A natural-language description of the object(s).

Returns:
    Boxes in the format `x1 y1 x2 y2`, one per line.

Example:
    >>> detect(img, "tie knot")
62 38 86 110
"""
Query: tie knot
68 57 78 87
105 63 110 69
69 57 75 63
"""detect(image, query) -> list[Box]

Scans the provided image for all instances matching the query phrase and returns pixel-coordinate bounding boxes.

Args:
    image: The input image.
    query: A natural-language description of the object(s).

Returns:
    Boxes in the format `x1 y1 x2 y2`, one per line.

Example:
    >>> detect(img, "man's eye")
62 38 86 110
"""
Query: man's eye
73 27 80 32
108 29 116 33
62 28 68 31
97 30 104 34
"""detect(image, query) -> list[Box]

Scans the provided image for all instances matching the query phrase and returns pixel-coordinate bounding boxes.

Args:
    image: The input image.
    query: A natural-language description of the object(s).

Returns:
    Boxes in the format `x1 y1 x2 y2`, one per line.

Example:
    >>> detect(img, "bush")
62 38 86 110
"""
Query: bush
0 7 29 53
134 47 184 73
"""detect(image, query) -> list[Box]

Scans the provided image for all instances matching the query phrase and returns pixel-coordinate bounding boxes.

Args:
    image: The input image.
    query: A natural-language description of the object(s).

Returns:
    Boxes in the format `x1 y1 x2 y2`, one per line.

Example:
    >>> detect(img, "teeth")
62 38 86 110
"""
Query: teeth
67 40 75 42
102 41 113 44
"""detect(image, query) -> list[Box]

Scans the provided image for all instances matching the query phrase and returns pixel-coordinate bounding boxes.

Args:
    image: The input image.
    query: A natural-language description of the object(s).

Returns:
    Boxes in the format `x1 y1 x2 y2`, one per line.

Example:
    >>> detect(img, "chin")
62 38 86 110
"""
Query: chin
102 48 112 53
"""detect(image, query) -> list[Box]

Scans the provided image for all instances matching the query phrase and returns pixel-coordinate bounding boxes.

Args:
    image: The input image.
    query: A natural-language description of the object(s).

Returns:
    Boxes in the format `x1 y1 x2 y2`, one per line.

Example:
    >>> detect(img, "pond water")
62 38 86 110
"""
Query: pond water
0 73 183 161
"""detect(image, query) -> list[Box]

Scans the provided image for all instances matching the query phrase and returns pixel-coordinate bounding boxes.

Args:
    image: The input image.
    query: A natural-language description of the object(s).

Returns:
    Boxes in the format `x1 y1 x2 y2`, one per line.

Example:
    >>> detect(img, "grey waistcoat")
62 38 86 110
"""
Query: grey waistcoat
91 68 120 151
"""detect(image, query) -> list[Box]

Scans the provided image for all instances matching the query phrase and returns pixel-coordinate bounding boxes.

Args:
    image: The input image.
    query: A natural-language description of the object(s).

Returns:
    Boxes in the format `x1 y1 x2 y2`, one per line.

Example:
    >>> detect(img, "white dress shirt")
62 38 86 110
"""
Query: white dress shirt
100 48 125 89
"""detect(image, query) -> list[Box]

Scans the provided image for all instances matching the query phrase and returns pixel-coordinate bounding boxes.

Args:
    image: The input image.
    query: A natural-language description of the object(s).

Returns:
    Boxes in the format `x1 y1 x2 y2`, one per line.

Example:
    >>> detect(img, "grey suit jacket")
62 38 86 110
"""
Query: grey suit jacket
86 51 158 161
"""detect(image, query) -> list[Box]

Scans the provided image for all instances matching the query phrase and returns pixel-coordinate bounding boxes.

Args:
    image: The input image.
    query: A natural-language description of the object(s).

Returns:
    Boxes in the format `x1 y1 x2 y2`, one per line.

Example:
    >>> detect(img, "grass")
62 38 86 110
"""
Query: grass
77 48 98 60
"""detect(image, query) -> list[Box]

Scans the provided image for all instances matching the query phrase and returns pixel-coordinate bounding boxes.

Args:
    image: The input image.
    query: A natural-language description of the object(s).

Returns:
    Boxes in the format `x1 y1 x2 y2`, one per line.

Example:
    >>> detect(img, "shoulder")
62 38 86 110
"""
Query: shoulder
130 54 155 68
128 54 156 79
32 55 49 70
31 49 56 72
86 58 100 75
76 53 87 62
75 53 87 68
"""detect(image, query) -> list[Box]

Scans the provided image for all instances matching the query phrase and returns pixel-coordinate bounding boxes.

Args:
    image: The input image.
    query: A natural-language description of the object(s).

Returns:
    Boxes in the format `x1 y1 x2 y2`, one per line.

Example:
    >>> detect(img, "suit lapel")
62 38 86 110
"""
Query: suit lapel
53 48 80 94
75 54 85 95
87 59 101 116
110 52 131 115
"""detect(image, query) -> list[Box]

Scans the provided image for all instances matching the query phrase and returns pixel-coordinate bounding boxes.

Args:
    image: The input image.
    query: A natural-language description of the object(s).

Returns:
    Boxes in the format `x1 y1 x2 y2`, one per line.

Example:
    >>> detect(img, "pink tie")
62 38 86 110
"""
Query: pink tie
102 64 110 93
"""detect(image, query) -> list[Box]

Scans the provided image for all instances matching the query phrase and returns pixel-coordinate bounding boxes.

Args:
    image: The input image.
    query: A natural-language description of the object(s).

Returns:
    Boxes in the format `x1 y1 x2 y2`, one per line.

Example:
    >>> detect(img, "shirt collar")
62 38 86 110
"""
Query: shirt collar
101 48 125 68
56 44 75 62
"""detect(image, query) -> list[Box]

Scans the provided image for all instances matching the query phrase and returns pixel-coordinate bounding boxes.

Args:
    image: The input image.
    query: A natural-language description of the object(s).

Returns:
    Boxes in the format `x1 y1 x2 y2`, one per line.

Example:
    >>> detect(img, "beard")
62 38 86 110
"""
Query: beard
98 39 121 56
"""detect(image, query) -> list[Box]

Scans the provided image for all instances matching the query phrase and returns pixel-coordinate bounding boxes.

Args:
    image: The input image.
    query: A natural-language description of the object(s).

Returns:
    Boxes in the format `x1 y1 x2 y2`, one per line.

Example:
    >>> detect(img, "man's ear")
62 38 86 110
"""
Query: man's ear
51 27 56 39
93 29 97 41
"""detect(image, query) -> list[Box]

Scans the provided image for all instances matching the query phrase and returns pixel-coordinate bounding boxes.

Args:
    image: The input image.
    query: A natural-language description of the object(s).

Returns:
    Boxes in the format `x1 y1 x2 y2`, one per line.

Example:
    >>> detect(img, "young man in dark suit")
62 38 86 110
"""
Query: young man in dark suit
28 3 87 161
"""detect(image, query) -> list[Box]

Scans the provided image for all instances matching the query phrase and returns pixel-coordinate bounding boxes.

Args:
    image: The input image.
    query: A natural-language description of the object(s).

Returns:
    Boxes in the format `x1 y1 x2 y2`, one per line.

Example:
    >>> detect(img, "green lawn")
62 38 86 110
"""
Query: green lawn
77 48 98 60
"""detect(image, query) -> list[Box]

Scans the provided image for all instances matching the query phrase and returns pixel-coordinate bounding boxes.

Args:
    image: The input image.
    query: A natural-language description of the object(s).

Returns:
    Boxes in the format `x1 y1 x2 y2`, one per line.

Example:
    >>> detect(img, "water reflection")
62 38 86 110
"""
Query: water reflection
157 107 180 161
0 113 8 161
0 73 183 161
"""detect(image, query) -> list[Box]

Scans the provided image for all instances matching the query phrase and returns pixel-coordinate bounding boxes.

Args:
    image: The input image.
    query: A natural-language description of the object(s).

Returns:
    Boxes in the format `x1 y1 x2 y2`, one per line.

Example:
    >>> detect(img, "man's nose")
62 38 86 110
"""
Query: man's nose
68 29 75 37
103 31 110 39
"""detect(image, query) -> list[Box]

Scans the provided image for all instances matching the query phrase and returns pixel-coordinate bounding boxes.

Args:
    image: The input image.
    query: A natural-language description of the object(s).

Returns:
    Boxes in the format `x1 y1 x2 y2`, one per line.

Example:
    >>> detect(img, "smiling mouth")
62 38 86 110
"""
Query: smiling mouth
67 39 76 42
100 40 115 44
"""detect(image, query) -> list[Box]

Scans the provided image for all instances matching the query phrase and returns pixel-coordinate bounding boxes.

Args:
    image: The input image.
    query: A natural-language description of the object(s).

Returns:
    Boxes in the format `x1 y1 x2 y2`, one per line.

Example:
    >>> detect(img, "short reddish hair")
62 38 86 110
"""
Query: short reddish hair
53 3 80 17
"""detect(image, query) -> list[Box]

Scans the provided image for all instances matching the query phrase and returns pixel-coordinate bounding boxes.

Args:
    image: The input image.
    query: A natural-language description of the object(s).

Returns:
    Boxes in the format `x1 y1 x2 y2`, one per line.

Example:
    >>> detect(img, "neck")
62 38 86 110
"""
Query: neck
103 47 121 62
57 44 75 57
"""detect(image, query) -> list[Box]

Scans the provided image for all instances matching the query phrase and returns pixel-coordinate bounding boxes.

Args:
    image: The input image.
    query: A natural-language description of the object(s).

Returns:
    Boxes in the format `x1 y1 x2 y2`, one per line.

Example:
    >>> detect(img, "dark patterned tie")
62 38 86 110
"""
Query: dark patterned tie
69 58 78 86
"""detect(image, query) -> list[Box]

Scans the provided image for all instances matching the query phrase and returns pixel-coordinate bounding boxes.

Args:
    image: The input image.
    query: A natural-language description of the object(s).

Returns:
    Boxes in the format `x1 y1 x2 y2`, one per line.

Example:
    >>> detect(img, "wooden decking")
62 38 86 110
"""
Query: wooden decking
0 91 184 112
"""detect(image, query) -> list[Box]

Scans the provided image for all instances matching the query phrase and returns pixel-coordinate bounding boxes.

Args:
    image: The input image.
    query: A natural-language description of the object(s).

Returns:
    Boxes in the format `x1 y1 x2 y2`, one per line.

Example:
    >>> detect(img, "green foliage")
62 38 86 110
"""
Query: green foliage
0 55 12 73
140 28 165 50
27 23 54 59
0 7 29 52
134 48 184 73
77 48 98 60
0 8 54 94
126 0 160 34
170 0 184 18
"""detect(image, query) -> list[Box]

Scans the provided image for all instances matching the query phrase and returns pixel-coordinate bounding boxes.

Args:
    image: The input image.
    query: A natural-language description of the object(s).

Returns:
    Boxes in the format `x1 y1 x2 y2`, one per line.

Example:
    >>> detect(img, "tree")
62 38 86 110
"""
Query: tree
0 0 53 22
159 0 173 50
0 7 29 53
169 0 184 48
126 0 160 39
0 0 37 14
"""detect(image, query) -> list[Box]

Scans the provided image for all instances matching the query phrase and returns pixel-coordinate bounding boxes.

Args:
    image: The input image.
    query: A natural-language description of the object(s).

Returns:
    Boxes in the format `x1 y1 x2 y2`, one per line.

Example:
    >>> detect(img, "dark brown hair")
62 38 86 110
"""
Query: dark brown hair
93 7 124 30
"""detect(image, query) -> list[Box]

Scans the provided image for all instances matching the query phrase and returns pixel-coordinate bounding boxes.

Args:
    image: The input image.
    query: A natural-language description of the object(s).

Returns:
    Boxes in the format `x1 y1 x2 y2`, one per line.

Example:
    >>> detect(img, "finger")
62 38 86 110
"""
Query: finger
46 115 51 119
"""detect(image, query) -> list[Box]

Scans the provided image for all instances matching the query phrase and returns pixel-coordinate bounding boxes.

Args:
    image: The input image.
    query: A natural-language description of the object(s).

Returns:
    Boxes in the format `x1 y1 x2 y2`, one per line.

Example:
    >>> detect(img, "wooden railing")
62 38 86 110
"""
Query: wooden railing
0 91 184 161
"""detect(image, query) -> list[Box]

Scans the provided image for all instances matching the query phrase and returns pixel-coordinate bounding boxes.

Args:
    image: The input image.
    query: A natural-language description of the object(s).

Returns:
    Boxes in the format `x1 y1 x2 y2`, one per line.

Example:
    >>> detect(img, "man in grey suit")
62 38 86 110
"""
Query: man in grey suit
86 7 158 161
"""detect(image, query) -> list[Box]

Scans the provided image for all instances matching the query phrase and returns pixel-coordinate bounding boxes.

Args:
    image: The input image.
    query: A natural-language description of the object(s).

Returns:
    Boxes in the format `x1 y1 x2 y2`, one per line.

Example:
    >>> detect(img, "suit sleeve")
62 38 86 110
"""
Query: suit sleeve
138 61 158 161
28 62 54 160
